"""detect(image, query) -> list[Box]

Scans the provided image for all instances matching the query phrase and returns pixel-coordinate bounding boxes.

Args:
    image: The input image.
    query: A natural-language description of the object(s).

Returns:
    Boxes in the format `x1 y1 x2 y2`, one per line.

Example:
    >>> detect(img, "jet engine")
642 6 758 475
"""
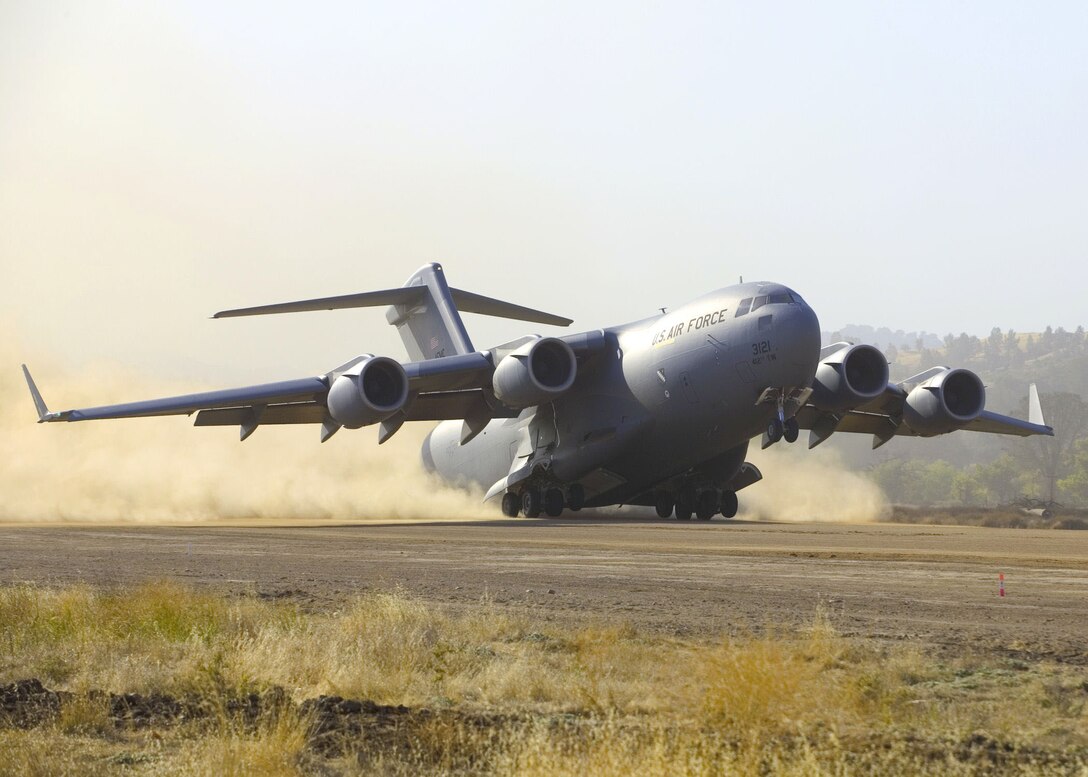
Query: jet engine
902 368 985 436
808 344 889 411
326 356 409 428
493 337 577 408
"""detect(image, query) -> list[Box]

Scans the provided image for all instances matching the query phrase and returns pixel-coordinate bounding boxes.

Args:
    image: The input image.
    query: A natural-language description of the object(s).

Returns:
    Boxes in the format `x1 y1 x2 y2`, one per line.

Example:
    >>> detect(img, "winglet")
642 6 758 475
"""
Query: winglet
21 365 56 422
1028 383 1046 427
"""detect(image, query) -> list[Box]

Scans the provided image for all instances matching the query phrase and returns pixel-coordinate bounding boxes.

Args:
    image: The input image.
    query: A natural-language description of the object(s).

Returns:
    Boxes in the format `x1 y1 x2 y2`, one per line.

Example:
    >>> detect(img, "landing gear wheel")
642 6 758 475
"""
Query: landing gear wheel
784 418 800 444
766 418 784 443
501 492 520 517
720 490 738 519
543 488 564 518
521 489 542 518
654 492 675 519
696 490 718 521
566 483 585 512
675 503 693 521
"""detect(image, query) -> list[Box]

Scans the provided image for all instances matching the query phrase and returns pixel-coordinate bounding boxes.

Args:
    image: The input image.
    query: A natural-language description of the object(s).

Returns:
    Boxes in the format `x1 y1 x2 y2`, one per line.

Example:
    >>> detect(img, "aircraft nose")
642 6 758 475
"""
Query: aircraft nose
779 293 822 371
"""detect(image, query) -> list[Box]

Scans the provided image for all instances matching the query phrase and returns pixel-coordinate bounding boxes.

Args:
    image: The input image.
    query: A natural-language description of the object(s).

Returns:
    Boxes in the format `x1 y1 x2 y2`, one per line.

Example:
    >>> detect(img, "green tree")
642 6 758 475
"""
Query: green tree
1011 392 1088 504
1057 438 1088 506
869 459 958 506
972 454 1028 505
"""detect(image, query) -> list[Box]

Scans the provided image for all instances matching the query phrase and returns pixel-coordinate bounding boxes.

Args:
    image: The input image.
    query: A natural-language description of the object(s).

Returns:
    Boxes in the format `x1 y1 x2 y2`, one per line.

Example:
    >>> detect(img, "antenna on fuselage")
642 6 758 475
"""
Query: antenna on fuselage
659 307 667 315
739 275 743 283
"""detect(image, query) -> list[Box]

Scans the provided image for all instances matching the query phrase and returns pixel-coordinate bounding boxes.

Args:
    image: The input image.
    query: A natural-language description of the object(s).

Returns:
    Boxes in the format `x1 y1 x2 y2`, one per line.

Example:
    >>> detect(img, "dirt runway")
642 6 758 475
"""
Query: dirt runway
2 518 1086 662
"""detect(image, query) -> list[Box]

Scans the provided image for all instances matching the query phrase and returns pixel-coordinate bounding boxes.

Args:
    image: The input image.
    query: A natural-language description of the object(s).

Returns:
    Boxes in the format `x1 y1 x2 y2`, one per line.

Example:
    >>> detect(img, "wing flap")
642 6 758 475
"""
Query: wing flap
403 390 517 422
964 411 1053 437
795 399 1053 444
194 403 328 427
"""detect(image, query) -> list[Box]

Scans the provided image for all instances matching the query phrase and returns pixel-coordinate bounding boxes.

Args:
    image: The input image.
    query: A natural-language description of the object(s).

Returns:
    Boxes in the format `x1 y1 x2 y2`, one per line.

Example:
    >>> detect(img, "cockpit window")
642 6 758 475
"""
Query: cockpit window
736 292 797 318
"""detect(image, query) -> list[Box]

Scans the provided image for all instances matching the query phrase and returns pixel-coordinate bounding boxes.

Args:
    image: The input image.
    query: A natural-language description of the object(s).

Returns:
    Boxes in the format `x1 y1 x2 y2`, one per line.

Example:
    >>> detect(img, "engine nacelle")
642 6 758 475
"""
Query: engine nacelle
326 356 409 429
902 368 985 436
809 343 889 411
493 337 577 408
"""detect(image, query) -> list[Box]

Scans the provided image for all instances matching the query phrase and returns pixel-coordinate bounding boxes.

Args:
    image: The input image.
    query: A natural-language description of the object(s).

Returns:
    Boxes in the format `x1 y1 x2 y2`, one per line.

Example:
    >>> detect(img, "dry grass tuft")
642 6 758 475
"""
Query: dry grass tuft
2 582 1087 775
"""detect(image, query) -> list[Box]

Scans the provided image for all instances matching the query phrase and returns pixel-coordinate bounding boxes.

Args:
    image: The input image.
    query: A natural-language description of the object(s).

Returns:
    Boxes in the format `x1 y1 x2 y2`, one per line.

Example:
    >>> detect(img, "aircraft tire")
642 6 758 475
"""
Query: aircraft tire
654 492 674 519
675 504 693 521
522 489 542 518
696 490 717 521
567 483 585 512
766 419 784 443
784 418 800 443
501 492 520 517
543 488 564 518
720 490 739 519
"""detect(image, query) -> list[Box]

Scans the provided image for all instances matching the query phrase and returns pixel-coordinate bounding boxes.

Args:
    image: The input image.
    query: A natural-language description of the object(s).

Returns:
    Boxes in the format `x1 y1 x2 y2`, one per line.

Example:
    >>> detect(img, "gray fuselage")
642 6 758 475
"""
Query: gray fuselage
421 282 821 507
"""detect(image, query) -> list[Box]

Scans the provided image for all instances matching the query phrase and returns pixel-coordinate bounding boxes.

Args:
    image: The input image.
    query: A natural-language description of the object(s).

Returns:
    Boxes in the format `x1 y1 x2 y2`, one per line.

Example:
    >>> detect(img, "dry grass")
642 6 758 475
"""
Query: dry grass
1 582 1086 775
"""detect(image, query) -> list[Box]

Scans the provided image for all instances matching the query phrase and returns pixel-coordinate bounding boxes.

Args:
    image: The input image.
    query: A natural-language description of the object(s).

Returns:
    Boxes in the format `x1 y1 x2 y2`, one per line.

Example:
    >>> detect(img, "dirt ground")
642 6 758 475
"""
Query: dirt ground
2 517 1087 663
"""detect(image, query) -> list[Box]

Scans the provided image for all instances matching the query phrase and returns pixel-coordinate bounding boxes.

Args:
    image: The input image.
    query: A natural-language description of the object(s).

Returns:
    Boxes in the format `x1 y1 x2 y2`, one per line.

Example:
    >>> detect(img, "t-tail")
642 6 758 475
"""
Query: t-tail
213 262 573 360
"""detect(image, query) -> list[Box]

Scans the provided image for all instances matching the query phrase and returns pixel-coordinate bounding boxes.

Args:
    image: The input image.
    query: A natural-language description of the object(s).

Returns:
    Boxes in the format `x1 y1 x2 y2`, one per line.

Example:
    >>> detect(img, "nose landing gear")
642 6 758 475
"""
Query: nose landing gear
758 386 810 449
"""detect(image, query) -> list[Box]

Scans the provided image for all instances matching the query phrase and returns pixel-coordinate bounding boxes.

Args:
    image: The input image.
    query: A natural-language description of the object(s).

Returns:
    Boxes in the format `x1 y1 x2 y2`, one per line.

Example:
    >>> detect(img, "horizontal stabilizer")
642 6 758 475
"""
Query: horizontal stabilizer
213 287 425 319
213 285 571 327
449 289 572 327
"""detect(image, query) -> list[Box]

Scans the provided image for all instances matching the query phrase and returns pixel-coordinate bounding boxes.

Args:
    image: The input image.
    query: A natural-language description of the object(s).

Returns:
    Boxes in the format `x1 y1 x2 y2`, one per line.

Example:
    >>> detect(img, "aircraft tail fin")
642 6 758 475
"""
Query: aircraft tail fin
214 263 572 361
386 264 476 360
387 264 574 360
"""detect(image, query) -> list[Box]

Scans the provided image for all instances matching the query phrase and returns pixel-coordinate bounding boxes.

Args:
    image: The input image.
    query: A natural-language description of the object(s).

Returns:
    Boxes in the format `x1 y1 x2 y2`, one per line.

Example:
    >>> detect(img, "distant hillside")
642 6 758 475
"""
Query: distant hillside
821 326 1088 406
815 326 1088 509
821 325 942 350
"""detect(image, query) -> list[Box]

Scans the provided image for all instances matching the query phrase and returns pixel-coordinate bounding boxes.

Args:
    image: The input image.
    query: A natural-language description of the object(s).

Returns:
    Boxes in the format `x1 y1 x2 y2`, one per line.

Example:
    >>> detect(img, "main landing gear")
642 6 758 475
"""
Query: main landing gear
659 488 739 521
503 483 585 518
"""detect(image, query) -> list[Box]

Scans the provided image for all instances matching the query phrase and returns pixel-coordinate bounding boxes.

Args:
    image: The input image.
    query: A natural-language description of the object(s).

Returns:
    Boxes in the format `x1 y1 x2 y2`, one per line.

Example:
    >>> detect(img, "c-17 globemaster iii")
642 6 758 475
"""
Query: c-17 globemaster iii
22 264 1052 520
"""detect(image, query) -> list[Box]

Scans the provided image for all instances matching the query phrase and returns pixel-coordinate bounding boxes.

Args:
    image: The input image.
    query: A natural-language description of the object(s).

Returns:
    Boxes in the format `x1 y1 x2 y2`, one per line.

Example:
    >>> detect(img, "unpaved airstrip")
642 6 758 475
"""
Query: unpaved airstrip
2 519 1086 663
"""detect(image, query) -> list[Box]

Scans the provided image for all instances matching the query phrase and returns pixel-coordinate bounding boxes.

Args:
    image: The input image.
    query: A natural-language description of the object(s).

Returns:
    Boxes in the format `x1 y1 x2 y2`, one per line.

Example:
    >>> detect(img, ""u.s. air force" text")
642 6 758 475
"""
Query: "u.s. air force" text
651 307 729 346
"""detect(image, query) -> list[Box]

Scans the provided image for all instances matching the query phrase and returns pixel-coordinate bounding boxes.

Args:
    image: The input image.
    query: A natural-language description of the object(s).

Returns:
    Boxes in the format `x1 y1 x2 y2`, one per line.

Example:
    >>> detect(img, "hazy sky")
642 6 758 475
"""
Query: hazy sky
2 2 1086 385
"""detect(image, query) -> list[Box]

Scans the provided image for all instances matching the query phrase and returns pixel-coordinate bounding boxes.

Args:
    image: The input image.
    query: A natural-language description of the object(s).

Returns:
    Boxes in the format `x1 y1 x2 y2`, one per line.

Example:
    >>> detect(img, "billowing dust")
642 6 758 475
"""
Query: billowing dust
2 334 890 525
741 445 890 523
0 337 488 524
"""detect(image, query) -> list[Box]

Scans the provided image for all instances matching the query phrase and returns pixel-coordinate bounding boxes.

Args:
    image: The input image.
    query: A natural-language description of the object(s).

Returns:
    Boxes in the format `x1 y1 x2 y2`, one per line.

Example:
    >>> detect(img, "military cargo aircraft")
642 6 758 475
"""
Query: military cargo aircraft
22 264 1052 520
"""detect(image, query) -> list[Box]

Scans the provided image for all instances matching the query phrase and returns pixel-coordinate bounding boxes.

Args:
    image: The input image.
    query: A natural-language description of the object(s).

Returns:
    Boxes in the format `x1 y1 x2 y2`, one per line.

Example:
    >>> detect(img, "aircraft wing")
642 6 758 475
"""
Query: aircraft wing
22 366 328 423
794 382 1053 449
21 352 520 444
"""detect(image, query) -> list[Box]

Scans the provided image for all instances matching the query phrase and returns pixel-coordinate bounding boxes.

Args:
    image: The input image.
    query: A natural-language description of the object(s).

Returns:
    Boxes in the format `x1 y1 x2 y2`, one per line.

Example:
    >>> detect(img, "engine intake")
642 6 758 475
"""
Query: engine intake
327 356 409 428
902 368 985 436
809 343 889 411
493 337 577 408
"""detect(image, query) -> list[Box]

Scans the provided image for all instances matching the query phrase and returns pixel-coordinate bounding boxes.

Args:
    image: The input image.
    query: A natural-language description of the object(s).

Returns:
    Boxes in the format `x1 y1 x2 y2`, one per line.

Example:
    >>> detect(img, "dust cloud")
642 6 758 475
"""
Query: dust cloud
0 335 488 524
1 332 891 525
741 444 890 523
